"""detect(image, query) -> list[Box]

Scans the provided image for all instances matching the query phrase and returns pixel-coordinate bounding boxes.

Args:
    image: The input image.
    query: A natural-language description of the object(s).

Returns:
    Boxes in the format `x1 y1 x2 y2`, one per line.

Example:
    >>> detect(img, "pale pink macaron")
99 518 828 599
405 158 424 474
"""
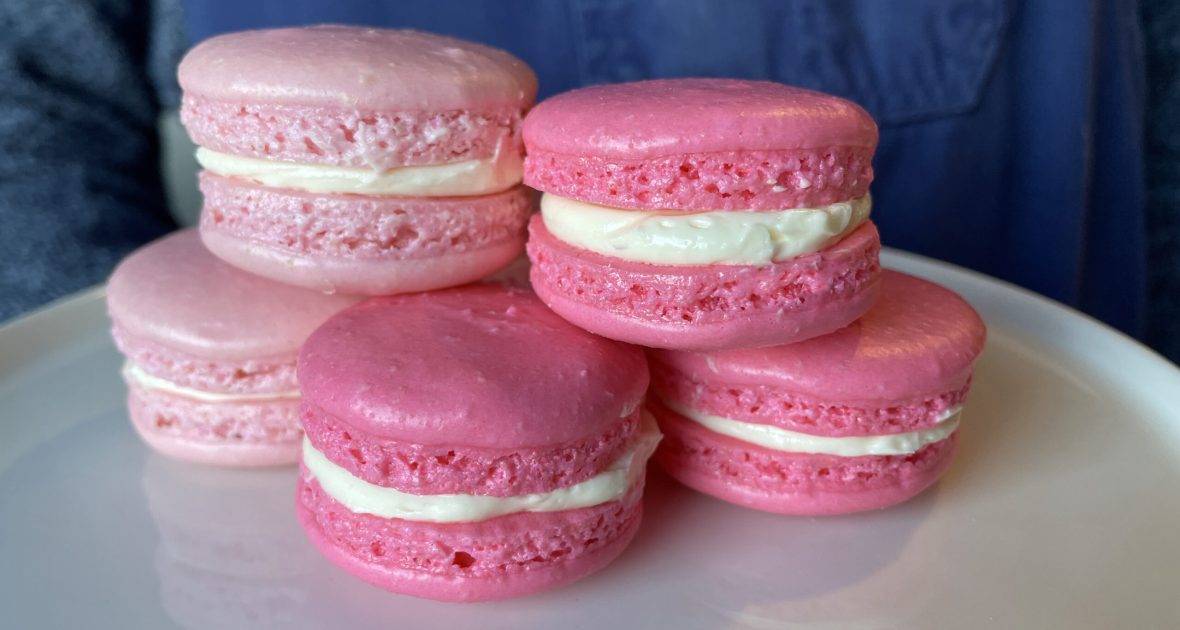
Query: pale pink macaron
107 230 362 466
179 26 538 294
295 285 657 601
647 271 986 515
524 78 882 350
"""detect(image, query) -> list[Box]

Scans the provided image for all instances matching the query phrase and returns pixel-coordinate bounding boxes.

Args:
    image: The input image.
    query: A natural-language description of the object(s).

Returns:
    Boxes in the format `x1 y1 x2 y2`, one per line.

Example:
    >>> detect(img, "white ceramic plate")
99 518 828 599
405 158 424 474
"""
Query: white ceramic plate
2 250 1178 629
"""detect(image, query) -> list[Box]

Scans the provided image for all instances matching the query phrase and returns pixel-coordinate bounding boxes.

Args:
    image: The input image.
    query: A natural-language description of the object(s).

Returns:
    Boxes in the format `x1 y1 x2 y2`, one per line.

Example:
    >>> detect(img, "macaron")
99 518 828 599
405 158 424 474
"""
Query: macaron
179 26 538 295
295 285 657 601
107 229 361 466
646 270 986 515
523 78 882 350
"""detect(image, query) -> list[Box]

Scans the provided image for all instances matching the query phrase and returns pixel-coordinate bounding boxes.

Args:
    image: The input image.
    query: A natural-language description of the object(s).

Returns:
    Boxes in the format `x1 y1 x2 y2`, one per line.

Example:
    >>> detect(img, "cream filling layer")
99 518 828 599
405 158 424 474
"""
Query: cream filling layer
301 415 662 523
664 398 960 457
540 193 871 266
196 147 523 196
122 362 300 402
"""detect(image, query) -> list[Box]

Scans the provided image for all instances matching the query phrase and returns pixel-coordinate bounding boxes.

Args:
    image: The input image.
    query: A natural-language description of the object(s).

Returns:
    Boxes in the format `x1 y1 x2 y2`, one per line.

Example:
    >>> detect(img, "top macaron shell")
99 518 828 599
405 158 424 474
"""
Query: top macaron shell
179 26 536 111
523 78 878 210
298 285 649 448
650 270 987 406
179 26 538 169
107 229 361 364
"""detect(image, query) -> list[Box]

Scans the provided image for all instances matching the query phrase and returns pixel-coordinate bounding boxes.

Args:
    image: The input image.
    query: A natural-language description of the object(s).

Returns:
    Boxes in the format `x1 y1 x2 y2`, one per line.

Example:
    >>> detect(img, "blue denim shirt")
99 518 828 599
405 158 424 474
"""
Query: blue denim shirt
184 0 1148 335
0 0 1156 351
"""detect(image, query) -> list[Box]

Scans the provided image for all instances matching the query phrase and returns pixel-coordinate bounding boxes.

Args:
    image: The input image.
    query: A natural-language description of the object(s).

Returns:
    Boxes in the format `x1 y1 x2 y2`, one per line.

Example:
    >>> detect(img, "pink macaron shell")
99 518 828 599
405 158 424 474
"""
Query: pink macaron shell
296 471 643 602
127 384 301 467
198 177 532 296
182 96 524 170
650 398 957 515
649 360 970 437
522 78 876 210
525 79 876 158
179 26 536 169
113 325 297 395
302 402 640 497
200 229 524 296
180 26 536 112
297 285 649 449
525 146 873 211
652 270 988 405
199 174 532 263
107 229 363 363
526 216 881 350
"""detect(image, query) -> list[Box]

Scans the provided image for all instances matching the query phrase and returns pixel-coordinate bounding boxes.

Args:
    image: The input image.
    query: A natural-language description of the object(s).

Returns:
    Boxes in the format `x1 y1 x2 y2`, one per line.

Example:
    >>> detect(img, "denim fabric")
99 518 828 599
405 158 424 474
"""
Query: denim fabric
0 0 182 321
184 0 1151 338
0 0 1165 361
1141 0 1180 361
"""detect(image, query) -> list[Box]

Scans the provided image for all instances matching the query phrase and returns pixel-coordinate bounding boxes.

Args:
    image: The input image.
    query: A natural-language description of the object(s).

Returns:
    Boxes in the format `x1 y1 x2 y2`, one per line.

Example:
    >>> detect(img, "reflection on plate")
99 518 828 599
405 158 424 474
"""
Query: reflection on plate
142 456 312 628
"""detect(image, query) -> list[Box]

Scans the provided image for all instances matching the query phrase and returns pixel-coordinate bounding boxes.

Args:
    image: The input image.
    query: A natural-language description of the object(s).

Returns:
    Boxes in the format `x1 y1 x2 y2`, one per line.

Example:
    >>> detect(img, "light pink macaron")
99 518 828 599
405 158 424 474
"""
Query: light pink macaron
524 78 882 350
179 26 538 295
107 230 362 466
295 285 656 601
647 271 986 515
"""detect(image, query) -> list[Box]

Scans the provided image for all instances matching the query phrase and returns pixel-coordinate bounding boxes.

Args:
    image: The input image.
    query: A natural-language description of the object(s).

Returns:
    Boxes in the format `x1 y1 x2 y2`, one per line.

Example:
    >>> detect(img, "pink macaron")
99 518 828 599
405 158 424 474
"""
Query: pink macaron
646 270 986 515
179 26 538 295
524 78 882 350
295 285 657 601
107 230 362 466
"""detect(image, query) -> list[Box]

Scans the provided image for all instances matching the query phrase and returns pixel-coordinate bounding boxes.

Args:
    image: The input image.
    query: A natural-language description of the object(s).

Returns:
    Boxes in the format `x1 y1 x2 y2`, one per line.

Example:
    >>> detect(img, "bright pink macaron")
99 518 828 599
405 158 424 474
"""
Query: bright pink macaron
524 78 882 350
107 230 362 466
179 26 538 295
295 285 657 601
647 270 986 515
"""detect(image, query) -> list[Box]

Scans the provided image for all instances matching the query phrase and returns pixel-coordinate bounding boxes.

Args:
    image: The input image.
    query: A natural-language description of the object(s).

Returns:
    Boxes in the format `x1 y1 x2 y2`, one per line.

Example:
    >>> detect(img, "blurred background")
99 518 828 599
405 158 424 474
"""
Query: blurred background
2 0 1178 362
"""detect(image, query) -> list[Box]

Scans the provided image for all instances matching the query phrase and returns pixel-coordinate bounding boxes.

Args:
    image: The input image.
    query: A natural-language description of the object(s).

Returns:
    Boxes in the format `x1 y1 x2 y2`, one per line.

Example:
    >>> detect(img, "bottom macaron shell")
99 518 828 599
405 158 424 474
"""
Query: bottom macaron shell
295 472 644 602
127 385 301 467
527 217 881 350
198 176 534 295
300 402 641 496
201 227 525 296
649 402 957 515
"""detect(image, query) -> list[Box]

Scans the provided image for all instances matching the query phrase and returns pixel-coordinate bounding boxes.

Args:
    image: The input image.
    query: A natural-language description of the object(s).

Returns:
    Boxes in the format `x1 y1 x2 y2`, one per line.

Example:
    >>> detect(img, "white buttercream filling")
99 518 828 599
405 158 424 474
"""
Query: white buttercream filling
122 362 300 402
540 193 871 266
301 415 662 523
196 147 522 196
663 398 960 457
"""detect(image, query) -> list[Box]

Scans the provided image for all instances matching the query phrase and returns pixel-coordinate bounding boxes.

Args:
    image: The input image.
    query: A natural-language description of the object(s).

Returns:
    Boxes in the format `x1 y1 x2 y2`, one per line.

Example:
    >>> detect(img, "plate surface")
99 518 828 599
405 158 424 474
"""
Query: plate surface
2 250 1179 629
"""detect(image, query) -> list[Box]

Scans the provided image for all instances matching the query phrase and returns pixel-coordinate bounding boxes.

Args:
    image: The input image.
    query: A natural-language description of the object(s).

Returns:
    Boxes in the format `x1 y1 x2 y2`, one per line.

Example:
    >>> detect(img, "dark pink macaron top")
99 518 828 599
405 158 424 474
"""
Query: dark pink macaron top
523 78 877 159
107 229 362 361
298 285 649 448
650 271 986 403
179 25 538 112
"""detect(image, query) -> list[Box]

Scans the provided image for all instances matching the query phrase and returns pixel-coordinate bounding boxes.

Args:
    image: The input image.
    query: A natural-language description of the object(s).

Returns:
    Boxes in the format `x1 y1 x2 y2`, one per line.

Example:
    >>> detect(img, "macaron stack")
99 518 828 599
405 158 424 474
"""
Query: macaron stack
107 25 991 604
107 25 667 601
109 27 539 468
179 26 537 295
522 79 986 515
